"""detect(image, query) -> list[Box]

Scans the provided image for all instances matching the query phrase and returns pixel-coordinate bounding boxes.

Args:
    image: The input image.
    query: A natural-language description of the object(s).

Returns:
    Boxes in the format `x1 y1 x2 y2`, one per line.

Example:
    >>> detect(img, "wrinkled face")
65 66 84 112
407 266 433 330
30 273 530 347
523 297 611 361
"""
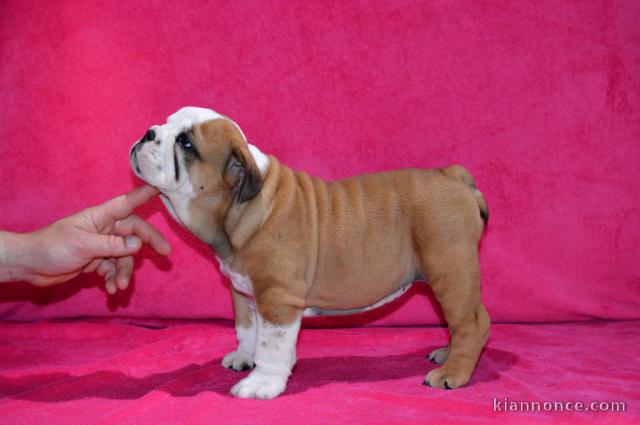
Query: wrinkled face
130 107 227 192
130 107 268 240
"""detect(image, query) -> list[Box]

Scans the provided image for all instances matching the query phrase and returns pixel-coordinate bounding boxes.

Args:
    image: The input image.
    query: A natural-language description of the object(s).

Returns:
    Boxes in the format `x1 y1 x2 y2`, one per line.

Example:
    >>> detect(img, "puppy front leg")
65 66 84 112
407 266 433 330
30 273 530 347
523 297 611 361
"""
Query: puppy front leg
222 288 257 371
230 294 302 400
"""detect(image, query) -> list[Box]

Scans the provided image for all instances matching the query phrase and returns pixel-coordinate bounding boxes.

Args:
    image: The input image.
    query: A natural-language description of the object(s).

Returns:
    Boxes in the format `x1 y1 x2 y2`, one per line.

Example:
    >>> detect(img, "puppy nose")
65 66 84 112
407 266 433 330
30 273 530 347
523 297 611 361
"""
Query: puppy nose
144 129 156 141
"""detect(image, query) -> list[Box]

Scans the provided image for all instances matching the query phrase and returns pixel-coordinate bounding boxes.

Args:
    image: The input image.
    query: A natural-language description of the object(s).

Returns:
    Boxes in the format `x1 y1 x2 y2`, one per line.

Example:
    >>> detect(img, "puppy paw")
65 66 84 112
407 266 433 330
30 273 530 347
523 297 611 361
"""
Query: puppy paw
427 347 449 365
230 370 287 400
222 349 255 372
423 365 471 390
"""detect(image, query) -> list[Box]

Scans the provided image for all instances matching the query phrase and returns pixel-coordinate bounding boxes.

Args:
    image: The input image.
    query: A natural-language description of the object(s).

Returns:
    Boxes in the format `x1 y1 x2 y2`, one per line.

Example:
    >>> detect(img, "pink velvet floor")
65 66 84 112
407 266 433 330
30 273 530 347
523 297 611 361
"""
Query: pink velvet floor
1 320 638 424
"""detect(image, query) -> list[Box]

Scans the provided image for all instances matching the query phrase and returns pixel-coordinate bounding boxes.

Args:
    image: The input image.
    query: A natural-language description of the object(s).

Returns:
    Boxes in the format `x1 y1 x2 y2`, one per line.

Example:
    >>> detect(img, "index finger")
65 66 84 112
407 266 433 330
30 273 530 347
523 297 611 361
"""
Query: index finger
98 185 160 221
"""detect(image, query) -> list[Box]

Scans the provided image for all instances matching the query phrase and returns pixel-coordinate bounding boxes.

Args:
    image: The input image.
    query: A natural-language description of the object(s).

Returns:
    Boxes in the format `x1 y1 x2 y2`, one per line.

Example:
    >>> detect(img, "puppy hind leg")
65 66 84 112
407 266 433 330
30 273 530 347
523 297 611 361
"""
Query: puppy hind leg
420 247 490 389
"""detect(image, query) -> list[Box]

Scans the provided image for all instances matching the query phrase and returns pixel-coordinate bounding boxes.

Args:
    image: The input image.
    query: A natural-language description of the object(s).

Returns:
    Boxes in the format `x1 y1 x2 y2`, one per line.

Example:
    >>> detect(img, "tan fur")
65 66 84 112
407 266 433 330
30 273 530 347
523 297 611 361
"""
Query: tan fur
231 287 253 329
184 118 490 389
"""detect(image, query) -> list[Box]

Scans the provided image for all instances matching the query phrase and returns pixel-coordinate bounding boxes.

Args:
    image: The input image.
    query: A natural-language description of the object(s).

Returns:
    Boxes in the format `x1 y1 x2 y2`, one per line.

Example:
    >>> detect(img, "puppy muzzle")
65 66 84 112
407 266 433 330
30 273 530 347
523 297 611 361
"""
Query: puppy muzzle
130 129 159 175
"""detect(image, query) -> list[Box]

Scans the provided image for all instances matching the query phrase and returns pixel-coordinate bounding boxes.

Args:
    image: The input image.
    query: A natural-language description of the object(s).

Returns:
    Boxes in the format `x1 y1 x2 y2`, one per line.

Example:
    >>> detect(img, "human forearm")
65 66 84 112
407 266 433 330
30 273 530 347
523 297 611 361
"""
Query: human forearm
0 231 34 283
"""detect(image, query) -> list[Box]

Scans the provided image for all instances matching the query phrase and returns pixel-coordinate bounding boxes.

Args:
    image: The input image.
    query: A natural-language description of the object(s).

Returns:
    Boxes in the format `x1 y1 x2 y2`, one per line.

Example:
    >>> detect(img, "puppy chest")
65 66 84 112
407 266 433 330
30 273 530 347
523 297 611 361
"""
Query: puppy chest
218 261 254 296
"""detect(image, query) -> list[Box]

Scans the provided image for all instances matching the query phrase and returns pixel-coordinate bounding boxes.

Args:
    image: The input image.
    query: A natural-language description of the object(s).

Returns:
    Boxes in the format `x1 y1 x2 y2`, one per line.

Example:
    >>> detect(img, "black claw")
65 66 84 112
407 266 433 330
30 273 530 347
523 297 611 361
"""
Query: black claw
444 381 452 390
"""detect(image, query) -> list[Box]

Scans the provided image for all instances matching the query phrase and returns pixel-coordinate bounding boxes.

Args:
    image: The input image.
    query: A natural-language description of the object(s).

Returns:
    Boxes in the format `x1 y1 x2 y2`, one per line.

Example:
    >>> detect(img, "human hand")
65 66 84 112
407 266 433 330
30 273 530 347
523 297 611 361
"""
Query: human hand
7 185 170 293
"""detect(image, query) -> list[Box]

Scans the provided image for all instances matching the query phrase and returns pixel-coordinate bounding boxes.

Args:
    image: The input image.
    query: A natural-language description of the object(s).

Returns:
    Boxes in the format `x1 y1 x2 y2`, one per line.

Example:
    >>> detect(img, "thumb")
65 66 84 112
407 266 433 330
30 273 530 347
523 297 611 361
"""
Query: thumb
83 233 142 258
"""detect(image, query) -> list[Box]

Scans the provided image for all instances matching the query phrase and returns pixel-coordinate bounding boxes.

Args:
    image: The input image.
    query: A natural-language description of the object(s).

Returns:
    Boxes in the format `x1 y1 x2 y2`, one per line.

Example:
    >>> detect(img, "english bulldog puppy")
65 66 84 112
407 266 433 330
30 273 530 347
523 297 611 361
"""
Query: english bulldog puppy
130 107 490 399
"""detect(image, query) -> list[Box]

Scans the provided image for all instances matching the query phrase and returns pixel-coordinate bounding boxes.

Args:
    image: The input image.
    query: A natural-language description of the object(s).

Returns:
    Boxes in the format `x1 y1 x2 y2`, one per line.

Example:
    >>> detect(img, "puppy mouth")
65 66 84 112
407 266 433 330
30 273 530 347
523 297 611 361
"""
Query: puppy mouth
130 149 142 174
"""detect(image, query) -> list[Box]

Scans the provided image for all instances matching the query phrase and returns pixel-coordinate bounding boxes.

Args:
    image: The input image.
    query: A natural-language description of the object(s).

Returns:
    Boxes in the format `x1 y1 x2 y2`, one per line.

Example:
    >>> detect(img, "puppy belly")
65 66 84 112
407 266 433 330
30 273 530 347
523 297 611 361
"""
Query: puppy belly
303 283 412 317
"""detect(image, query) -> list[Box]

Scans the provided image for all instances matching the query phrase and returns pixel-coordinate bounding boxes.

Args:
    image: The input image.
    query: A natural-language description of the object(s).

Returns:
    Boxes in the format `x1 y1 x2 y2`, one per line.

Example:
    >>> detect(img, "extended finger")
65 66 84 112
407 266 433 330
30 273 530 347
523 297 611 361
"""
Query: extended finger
115 256 134 291
113 215 171 256
94 185 159 224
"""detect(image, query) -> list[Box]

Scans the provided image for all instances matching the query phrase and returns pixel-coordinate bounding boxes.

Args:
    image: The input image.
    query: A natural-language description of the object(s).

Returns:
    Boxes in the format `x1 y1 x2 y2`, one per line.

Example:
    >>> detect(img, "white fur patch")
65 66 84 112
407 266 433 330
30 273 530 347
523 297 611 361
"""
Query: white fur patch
159 194 180 224
248 144 269 175
218 259 254 297
230 312 301 399
303 284 412 317
158 184 197 229
167 106 223 128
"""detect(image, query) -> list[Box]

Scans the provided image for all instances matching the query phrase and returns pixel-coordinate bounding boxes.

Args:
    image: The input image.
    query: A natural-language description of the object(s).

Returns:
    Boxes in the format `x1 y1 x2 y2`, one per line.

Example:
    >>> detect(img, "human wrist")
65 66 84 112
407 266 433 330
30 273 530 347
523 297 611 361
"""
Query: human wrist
0 231 36 283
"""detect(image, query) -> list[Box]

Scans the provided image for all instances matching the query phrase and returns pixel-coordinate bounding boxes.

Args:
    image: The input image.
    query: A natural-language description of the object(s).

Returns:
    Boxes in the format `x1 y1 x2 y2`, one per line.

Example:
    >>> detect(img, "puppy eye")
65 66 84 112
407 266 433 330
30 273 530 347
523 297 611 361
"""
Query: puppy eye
176 133 192 149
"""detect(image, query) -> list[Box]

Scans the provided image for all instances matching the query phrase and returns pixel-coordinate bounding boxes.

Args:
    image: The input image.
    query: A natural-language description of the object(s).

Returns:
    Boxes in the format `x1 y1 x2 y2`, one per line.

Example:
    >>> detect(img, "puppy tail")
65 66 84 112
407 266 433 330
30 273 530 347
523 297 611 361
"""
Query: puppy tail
441 165 489 226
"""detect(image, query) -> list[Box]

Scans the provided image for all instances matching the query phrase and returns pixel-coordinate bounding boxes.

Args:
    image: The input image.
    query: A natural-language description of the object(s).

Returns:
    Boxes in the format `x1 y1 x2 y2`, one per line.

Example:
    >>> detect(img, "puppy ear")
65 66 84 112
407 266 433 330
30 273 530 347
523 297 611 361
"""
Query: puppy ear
224 143 263 203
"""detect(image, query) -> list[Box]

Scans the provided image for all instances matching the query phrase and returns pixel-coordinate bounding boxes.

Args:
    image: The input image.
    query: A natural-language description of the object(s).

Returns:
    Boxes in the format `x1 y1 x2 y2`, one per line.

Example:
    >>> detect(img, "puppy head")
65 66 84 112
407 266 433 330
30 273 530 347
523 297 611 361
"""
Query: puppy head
130 107 268 239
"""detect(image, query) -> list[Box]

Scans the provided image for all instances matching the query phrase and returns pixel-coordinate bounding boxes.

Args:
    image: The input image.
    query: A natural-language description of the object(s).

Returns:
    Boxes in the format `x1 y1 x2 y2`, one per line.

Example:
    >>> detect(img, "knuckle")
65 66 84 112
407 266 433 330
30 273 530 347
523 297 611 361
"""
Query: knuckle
107 234 123 249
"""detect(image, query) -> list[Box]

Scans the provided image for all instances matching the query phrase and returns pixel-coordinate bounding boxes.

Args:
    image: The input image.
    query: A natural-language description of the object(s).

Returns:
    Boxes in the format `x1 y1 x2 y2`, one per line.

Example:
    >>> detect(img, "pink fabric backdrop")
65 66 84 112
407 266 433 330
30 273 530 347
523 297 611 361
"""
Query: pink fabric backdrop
1 320 638 424
1 0 639 325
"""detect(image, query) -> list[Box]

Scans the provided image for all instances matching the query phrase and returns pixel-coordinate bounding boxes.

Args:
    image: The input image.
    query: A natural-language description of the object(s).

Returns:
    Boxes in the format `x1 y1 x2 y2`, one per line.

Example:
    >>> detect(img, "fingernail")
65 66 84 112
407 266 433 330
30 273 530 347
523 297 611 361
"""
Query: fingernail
125 236 141 248
117 277 129 290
